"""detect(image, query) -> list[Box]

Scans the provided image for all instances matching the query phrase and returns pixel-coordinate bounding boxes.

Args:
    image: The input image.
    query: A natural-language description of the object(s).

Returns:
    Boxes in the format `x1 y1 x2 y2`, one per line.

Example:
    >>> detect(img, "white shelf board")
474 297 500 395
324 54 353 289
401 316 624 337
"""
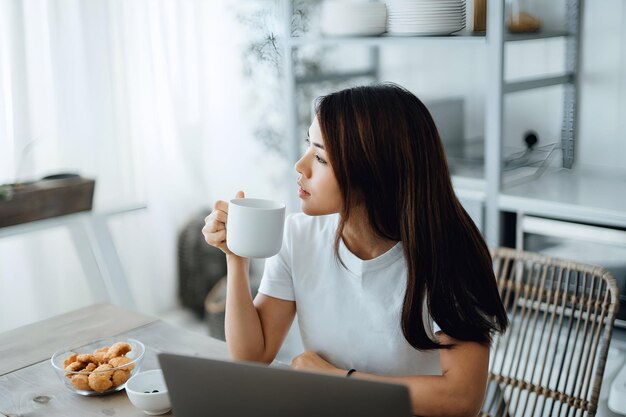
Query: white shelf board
503 73 574 94
285 31 485 48
504 30 570 42
452 175 486 202
498 167 626 228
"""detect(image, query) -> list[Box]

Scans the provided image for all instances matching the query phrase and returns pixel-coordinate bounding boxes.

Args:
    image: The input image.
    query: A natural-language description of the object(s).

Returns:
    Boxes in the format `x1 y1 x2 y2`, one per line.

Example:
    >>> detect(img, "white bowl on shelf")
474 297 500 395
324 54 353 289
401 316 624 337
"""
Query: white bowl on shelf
321 0 387 36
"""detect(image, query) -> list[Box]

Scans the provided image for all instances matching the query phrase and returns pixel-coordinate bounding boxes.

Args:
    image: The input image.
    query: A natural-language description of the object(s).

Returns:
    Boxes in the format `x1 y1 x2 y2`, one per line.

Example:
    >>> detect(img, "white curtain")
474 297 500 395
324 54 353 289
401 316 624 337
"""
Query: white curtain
0 0 290 331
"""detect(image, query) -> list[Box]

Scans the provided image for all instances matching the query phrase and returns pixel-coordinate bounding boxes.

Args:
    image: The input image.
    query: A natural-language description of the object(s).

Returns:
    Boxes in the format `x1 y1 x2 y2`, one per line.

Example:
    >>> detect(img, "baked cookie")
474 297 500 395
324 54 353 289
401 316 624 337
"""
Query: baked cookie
70 374 90 390
106 342 132 360
93 347 110 364
63 353 78 368
109 355 134 371
112 369 131 386
88 364 114 392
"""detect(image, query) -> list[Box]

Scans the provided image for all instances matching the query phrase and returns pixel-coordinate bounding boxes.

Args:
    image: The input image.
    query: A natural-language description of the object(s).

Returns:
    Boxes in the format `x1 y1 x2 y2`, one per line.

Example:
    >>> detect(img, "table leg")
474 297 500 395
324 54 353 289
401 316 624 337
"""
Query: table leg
80 215 136 309
68 219 111 304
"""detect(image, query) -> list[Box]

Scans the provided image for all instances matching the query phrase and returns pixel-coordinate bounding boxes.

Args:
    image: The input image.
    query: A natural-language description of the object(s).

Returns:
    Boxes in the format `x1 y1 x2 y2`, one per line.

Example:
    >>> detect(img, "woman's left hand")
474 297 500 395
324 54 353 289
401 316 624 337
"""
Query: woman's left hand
290 351 344 376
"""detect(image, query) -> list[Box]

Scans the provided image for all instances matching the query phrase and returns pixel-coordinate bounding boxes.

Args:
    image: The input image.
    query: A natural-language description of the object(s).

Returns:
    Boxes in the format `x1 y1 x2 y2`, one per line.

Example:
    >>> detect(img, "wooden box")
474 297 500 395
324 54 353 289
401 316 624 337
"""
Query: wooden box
0 177 95 228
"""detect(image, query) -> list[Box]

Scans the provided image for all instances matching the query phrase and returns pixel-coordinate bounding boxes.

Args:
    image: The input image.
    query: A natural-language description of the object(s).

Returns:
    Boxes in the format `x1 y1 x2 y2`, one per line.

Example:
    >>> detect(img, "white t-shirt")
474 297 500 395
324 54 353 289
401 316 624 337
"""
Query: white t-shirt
258 213 442 376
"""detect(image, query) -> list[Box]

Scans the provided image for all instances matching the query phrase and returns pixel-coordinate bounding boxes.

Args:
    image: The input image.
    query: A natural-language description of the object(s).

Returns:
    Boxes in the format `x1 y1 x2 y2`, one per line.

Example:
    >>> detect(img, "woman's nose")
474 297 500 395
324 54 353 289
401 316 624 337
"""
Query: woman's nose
295 153 309 177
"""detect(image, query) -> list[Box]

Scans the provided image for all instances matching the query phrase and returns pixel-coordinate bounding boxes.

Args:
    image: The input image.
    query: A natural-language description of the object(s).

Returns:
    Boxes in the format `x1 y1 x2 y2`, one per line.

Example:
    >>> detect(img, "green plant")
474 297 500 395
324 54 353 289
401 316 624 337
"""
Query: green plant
0 184 14 201
236 0 327 158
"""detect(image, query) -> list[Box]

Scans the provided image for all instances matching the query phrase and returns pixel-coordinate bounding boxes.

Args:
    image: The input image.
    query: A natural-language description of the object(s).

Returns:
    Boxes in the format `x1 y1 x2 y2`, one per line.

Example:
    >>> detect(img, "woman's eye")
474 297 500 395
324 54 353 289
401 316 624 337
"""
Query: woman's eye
304 138 310 145
315 155 327 165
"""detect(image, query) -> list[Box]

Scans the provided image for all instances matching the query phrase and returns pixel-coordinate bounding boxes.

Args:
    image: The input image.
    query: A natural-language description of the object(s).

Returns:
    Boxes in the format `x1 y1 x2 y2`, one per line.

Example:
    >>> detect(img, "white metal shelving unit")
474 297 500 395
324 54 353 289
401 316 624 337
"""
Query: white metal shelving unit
490 0 626 244
485 0 584 245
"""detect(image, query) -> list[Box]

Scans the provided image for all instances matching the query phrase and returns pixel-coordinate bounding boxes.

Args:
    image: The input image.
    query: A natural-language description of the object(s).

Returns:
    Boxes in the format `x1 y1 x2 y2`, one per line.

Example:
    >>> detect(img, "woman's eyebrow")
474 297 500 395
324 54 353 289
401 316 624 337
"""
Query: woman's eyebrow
307 131 325 150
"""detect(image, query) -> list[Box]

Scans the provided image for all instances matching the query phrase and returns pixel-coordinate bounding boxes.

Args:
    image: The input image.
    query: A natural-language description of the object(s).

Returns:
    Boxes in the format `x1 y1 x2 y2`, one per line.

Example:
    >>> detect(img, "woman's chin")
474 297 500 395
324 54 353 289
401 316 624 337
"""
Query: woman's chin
300 205 316 216
300 203 338 216
300 201 319 216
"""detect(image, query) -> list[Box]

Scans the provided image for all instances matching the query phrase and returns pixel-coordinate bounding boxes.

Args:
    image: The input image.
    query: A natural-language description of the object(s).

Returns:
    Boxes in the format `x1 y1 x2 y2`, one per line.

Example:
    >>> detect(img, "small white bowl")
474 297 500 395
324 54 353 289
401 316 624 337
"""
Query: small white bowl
125 369 171 415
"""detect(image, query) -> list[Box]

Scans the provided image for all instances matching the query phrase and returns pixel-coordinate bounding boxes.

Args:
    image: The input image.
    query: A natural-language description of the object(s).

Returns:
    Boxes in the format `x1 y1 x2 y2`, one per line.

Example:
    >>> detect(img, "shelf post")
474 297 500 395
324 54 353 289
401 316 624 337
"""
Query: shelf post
562 0 583 168
485 0 505 247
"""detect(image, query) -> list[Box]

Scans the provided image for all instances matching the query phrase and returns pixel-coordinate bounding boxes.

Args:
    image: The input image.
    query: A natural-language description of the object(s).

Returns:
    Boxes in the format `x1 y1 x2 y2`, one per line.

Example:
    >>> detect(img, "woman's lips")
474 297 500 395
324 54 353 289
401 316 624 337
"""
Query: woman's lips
298 187 310 198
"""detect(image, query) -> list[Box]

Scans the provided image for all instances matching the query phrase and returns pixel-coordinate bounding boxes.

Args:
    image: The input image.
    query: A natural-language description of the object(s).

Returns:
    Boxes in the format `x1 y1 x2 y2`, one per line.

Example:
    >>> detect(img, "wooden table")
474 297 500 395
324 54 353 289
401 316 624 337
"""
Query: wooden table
0 304 229 416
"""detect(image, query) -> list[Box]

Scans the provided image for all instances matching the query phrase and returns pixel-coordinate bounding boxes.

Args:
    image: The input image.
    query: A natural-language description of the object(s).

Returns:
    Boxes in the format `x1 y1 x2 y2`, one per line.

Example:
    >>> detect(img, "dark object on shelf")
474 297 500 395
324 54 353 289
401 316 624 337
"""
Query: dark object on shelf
177 209 227 318
0 176 95 228
501 130 546 170
524 131 539 149
41 172 81 180
507 12 542 33
204 278 229 341
473 0 487 32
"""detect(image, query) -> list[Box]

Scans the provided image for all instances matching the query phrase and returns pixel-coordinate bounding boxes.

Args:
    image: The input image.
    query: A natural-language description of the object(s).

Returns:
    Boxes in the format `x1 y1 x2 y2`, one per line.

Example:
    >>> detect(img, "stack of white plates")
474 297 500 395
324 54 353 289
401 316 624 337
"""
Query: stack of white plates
386 0 466 36
320 1 387 37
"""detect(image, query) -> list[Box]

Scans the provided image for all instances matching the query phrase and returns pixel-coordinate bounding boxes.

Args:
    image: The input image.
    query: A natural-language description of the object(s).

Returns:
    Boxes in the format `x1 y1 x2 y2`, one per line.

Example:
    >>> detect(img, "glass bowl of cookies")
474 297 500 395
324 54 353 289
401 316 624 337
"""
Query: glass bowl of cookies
50 338 145 396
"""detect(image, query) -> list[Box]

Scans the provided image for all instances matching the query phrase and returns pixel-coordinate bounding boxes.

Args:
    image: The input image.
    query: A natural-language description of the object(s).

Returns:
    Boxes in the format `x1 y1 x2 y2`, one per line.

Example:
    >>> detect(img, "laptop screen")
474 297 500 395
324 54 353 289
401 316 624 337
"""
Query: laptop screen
158 353 413 417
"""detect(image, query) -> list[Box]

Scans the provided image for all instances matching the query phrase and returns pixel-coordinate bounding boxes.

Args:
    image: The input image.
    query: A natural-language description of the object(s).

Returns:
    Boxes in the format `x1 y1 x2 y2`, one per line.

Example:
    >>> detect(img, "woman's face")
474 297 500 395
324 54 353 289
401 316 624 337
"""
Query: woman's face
295 116 342 215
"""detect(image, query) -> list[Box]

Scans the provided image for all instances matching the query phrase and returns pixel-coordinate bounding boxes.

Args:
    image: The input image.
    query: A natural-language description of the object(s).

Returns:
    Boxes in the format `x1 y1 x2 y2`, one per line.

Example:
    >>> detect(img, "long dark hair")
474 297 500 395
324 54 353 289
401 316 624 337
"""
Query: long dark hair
316 83 508 350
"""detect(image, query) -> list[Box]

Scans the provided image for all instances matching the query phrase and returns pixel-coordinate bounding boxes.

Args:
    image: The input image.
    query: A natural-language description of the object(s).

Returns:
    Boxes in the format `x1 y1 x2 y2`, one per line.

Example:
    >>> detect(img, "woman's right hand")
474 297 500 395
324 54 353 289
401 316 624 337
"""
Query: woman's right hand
202 190 245 257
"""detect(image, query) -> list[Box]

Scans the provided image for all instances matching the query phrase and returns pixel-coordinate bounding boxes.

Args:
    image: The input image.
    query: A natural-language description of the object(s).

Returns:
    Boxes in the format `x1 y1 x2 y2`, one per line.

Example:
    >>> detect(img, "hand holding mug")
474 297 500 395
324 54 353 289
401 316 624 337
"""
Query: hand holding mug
203 191 286 259
203 191 245 257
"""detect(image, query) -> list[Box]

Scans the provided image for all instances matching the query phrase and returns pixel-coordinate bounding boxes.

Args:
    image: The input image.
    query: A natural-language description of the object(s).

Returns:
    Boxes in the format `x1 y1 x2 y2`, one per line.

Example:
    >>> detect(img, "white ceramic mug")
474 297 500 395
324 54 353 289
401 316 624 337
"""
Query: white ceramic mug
226 198 286 258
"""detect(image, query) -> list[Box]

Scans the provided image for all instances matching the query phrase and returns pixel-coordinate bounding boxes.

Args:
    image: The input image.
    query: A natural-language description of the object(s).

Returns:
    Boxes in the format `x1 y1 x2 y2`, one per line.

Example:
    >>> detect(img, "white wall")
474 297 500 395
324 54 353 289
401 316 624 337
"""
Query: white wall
578 0 626 170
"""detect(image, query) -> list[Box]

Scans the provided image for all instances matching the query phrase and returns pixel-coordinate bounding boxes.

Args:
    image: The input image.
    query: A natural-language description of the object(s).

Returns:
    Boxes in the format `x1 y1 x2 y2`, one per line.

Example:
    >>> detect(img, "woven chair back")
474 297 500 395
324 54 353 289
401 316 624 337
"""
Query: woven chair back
482 247 620 417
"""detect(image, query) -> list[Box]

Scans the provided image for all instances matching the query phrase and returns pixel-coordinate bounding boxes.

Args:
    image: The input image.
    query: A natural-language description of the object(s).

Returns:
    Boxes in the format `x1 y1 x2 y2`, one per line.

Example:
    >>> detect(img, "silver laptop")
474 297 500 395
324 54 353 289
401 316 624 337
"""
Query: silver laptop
158 353 413 417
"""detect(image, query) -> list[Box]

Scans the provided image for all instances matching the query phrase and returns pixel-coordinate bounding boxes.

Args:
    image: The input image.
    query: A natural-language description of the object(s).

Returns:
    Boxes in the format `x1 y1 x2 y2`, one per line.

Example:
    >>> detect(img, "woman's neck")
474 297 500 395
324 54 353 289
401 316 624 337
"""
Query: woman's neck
341 208 397 261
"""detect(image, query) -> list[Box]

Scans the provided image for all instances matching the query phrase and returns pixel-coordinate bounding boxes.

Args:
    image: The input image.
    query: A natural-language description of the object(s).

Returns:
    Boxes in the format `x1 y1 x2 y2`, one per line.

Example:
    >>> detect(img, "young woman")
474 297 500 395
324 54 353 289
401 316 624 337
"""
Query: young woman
203 83 508 417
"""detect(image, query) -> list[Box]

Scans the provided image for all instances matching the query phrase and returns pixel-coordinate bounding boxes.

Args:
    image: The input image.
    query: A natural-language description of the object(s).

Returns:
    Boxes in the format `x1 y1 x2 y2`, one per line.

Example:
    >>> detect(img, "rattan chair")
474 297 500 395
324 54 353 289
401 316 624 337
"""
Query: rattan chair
481 247 620 417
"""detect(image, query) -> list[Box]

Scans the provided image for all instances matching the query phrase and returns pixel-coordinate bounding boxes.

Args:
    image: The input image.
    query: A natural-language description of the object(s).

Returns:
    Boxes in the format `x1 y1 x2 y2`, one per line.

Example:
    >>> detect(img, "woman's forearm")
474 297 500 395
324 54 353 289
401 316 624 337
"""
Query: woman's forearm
223 256 268 362
349 372 483 417
291 348 485 417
